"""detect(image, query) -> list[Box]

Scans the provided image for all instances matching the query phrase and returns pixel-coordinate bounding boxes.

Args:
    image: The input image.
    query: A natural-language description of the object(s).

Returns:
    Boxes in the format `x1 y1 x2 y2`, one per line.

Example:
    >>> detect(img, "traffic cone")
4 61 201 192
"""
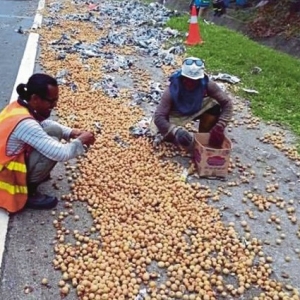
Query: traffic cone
185 5 204 45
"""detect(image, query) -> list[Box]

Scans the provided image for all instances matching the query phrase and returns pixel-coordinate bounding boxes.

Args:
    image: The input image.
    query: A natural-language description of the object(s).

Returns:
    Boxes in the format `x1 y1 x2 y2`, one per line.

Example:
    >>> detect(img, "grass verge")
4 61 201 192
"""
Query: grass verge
166 15 300 139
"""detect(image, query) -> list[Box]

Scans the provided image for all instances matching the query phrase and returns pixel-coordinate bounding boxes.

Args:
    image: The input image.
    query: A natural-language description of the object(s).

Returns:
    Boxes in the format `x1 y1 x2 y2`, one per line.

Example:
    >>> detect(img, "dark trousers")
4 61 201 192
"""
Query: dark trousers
26 125 62 186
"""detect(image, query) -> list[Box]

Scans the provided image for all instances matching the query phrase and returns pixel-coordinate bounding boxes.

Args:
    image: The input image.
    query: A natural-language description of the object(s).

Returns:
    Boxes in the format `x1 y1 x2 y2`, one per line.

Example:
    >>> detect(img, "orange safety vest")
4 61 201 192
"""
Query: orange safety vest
0 101 33 213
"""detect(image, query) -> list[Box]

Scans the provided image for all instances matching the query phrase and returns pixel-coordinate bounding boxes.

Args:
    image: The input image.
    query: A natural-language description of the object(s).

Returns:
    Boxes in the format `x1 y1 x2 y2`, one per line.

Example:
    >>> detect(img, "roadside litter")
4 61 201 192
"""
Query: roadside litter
242 88 259 94
16 26 24 34
211 73 241 84
129 118 151 137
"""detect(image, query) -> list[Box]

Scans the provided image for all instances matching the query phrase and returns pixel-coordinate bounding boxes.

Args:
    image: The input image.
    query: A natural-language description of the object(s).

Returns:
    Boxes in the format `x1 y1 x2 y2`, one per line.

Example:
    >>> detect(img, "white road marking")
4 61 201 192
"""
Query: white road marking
10 33 40 102
32 0 45 29
37 0 45 11
0 14 32 19
0 0 44 271
32 14 43 29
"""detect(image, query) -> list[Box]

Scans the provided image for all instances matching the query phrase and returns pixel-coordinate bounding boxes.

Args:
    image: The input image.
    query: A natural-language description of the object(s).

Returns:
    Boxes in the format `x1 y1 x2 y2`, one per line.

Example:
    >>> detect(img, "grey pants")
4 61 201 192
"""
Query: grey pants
26 125 62 184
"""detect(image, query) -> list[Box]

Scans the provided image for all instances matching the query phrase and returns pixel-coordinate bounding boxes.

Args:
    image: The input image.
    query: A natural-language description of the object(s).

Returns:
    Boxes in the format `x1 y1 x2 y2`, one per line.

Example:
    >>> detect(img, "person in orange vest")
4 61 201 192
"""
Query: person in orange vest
0 73 95 213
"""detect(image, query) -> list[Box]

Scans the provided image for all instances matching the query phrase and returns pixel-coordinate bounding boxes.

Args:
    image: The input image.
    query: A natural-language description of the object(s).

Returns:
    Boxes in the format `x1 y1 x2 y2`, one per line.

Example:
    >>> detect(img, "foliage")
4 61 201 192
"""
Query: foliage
166 16 300 137
247 0 300 38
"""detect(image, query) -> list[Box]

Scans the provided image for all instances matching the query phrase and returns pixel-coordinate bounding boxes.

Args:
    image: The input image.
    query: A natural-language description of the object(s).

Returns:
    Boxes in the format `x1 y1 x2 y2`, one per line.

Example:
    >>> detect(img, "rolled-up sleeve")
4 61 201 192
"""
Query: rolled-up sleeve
41 119 72 141
13 119 85 162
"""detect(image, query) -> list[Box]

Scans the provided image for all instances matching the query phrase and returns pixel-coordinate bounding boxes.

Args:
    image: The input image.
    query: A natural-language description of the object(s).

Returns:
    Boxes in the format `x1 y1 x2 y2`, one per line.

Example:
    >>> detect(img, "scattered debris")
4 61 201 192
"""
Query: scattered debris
211 73 241 84
135 288 147 300
129 118 151 137
255 0 269 8
251 66 262 74
56 69 69 85
94 122 102 134
16 26 24 34
113 135 129 147
56 52 66 60
100 76 119 98
242 88 259 94
102 55 133 72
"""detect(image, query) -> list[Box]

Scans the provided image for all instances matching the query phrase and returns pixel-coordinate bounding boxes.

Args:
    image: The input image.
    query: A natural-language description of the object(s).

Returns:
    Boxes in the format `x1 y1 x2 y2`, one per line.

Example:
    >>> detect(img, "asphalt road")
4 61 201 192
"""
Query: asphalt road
0 0 38 108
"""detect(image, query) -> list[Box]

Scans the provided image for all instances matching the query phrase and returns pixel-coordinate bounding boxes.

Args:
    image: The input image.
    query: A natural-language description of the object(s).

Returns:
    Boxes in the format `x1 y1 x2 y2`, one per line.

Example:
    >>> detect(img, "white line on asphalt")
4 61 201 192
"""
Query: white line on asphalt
32 0 45 29
10 33 40 102
0 0 44 271
32 14 43 29
37 0 45 11
0 14 32 19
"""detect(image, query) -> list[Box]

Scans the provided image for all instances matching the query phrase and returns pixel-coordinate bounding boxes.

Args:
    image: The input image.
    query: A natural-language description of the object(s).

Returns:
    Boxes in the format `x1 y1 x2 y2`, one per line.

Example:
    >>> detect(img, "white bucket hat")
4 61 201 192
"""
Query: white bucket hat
181 57 205 80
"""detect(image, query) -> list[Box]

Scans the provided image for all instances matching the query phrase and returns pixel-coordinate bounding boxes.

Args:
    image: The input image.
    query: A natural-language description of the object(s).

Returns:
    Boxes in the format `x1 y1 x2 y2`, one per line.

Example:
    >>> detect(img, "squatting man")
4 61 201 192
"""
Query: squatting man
152 57 233 151
0 73 95 213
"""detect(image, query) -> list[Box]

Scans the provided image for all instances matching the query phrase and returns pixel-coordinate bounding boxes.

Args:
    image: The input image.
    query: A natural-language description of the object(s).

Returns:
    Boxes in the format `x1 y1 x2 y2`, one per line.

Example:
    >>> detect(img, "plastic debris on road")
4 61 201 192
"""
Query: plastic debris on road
135 288 147 300
211 73 241 84
129 118 151 137
242 88 259 94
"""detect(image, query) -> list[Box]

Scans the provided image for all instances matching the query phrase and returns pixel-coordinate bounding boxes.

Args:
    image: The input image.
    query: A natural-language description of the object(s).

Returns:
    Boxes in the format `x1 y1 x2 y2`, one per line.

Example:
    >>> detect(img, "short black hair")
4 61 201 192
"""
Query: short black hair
16 73 58 101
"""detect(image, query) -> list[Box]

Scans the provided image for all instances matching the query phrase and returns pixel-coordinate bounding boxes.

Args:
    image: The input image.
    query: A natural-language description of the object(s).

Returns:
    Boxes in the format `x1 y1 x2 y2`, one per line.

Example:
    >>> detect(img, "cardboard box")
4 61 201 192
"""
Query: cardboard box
193 133 232 178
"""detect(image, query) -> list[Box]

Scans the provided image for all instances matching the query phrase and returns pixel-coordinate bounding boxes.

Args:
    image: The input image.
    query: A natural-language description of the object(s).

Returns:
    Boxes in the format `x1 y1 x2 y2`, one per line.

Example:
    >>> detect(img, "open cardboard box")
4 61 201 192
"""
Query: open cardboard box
193 133 232 178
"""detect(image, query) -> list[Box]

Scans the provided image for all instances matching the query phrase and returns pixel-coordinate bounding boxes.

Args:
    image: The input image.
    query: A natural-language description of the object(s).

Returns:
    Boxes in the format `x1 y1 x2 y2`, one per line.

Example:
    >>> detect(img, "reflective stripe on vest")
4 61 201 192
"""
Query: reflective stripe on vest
0 101 32 212
0 181 27 194
0 161 27 173
0 108 30 123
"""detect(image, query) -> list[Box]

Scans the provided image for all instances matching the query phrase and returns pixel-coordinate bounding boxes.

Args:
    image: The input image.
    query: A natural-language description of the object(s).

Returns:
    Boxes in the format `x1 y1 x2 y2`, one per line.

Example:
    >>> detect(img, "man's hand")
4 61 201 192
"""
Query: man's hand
209 123 225 148
77 131 96 147
70 129 83 139
174 128 194 150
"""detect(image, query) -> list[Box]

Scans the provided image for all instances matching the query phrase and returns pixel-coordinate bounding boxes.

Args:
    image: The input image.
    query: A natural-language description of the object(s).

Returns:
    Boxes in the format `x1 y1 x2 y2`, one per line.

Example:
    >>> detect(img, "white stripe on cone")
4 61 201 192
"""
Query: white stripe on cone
190 15 198 23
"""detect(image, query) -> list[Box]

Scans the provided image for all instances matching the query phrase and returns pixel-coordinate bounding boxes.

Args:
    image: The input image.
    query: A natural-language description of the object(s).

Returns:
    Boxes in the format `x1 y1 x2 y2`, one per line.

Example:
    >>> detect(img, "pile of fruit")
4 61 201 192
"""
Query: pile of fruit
37 1 300 299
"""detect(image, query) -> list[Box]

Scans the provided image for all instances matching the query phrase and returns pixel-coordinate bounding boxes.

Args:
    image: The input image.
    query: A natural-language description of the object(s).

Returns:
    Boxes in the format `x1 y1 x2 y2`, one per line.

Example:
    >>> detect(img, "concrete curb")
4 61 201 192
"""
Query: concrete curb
0 0 44 271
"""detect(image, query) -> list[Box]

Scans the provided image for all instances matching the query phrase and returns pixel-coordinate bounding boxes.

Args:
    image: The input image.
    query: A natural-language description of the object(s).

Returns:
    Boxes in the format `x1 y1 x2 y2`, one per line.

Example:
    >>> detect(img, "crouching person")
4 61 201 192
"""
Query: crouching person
152 57 233 151
0 73 95 213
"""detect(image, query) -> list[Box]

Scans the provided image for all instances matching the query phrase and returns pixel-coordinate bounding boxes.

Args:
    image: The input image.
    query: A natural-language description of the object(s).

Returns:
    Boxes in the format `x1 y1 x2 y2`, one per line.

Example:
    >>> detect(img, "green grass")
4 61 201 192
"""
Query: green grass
166 16 300 138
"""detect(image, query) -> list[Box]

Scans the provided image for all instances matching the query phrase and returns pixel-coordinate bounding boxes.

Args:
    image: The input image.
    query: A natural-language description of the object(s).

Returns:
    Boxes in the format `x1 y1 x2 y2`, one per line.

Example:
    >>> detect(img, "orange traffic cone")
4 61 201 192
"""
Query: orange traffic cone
185 5 204 45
